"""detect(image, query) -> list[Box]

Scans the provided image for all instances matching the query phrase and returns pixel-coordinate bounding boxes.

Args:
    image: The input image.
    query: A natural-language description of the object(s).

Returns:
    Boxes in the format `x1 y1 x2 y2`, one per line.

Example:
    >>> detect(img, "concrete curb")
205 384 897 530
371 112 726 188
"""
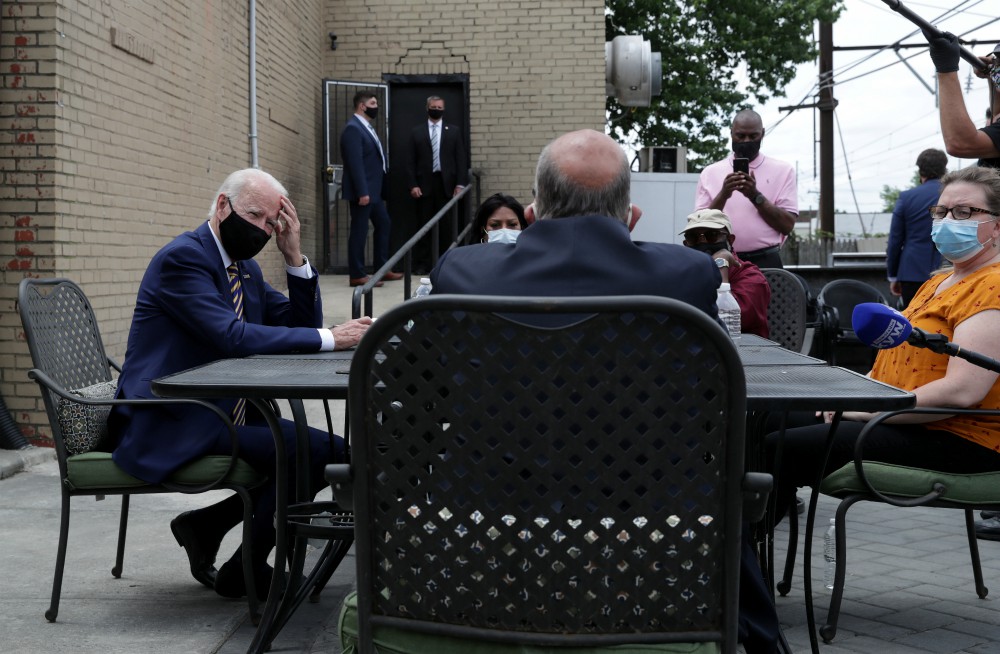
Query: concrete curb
0 445 55 480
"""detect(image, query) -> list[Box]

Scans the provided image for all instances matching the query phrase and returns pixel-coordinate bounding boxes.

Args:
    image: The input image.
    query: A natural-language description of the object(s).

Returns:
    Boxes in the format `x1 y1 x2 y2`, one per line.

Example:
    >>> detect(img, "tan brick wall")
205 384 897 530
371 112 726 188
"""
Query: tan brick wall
0 0 604 445
0 0 324 445
324 0 606 206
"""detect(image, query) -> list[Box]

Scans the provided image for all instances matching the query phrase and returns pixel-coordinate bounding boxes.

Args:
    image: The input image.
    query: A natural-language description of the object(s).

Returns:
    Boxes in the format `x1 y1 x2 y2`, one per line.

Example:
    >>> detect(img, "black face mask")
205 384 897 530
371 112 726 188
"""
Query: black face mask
733 139 762 161
689 240 731 257
220 197 271 261
427 108 444 120
364 105 379 120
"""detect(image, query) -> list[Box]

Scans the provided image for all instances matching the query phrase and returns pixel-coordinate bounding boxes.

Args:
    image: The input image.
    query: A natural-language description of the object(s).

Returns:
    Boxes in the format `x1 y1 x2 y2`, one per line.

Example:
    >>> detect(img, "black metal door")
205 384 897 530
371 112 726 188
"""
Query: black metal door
383 75 469 257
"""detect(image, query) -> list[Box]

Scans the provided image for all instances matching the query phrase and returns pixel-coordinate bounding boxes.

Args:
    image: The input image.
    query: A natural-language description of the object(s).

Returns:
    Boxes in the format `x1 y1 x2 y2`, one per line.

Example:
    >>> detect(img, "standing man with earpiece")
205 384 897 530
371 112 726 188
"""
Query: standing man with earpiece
341 91 402 286
406 96 468 273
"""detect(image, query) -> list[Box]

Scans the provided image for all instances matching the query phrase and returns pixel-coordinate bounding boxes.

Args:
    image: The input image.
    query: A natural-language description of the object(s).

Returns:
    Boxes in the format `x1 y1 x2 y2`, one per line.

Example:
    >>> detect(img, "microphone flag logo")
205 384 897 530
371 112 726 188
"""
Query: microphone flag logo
870 317 907 349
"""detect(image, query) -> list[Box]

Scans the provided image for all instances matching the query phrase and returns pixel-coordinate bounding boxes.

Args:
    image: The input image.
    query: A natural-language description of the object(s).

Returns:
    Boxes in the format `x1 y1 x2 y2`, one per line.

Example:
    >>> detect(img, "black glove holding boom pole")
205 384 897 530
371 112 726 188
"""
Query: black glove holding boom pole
923 29 961 73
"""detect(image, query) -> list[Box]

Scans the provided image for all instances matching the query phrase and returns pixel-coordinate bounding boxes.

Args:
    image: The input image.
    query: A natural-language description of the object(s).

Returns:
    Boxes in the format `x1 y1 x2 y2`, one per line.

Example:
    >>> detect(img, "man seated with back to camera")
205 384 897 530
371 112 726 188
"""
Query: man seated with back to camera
681 208 771 339
431 128 780 654
765 166 1000 527
109 168 372 600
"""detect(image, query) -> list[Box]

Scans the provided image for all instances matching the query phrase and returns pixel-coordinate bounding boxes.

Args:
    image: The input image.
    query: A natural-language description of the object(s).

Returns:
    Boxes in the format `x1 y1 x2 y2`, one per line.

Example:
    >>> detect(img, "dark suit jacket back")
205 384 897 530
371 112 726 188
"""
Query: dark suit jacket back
886 179 942 283
430 214 721 319
406 120 468 195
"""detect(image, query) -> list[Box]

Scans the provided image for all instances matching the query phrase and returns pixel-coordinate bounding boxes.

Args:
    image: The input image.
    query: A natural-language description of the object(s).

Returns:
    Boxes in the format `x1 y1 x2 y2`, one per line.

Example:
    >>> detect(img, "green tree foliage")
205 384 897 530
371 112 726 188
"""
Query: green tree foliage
606 0 843 171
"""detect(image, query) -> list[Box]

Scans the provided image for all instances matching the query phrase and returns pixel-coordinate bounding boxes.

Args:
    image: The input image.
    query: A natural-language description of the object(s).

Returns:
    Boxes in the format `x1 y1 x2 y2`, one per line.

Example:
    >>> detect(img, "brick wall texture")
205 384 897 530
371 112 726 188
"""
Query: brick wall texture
0 0 604 445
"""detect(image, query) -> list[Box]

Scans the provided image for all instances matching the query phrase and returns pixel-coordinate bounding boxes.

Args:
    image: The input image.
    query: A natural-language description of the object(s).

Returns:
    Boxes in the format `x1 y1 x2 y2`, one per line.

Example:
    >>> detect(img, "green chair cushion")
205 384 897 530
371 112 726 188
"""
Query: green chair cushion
65 452 263 491
821 462 1000 504
338 591 719 654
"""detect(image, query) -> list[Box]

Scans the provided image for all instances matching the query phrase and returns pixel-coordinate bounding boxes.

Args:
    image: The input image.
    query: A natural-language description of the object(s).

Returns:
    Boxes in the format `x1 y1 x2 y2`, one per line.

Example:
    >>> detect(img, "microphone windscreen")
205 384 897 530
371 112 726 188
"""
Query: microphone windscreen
852 302 913 349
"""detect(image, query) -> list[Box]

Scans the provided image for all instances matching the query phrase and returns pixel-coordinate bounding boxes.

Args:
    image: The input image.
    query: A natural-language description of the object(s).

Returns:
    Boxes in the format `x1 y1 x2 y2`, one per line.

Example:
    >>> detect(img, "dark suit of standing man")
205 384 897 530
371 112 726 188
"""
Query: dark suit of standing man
406 96 468 271
431 129 779 654
340 91 402 286
886 149 946 308
109 168 371 599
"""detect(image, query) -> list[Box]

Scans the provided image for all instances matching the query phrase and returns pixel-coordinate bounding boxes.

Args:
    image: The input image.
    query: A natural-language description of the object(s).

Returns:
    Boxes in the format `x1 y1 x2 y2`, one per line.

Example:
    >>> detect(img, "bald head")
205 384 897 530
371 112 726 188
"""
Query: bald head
533 129 631 223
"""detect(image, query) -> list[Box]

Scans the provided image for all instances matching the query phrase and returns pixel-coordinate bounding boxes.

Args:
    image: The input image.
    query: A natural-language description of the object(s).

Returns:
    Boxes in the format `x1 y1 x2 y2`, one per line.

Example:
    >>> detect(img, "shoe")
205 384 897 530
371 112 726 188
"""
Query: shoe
170 511 220 589
349 276 383 288
215 559 304 602
382 271 403 281
981 510 1000 520
215 558 273 602
975 516 1000 541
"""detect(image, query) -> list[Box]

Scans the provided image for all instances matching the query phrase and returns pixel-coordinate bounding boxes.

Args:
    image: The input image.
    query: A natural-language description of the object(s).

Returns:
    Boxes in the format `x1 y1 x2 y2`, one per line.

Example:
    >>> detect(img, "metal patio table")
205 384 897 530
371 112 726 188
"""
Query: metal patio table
152 350 355 654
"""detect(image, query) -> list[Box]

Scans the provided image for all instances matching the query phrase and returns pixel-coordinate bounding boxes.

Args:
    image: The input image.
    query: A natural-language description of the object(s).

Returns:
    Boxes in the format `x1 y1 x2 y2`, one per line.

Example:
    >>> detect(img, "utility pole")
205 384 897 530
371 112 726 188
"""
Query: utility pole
818 21 836 238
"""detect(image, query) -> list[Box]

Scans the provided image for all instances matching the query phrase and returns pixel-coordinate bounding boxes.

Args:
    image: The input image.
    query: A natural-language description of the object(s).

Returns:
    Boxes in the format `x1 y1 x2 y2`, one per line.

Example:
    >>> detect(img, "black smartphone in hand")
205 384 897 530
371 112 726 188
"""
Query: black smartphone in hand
733 158 749 175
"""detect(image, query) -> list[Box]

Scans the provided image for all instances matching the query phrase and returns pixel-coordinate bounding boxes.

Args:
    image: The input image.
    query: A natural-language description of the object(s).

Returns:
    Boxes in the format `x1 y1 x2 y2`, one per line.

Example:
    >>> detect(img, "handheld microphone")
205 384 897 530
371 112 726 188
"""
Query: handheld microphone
852 302 1000 373
852 303 912 349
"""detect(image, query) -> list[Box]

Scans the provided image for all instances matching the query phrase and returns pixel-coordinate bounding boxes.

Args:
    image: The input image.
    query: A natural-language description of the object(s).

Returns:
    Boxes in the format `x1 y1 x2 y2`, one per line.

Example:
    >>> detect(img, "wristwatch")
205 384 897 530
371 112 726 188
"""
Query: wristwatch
753 192 766 206
714 258 729 269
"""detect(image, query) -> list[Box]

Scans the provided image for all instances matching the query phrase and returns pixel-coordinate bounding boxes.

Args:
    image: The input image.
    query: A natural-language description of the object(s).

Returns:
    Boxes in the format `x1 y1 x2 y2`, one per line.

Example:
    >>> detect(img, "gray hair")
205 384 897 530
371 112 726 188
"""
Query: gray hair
426 95 444 107
533 143 631 224
207 168 287 219
940 165 1000 214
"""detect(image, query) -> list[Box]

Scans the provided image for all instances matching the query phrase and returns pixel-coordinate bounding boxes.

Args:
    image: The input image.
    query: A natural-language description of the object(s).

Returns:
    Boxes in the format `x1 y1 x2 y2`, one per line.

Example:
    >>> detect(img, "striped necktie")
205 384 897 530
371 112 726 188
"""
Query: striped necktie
431 123 441 172
226 263 246 425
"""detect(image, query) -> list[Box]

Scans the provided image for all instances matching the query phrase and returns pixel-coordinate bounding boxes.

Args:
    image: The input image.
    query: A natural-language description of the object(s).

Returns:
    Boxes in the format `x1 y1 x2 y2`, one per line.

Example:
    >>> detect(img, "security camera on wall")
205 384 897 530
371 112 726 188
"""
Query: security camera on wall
605 35 662 107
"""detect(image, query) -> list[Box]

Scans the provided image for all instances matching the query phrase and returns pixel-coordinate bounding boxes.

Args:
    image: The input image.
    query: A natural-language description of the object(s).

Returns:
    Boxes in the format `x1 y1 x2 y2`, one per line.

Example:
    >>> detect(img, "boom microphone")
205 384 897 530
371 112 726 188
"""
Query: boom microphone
852 302 1000 373
881 0 989 72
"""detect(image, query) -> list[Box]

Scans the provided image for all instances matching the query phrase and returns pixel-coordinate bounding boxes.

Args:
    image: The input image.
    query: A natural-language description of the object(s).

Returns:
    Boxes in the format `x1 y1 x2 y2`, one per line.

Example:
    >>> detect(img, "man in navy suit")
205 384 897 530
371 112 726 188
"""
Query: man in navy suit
109 168 371 599
886 148 946 307
406 96 468 271
431 129 779 654
340 91 401 286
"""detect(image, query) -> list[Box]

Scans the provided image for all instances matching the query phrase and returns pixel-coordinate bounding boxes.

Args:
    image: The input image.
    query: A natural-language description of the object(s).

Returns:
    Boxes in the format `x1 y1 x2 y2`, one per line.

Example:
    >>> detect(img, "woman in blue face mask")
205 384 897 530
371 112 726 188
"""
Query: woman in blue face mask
766 166 1000 532
472 193 527 244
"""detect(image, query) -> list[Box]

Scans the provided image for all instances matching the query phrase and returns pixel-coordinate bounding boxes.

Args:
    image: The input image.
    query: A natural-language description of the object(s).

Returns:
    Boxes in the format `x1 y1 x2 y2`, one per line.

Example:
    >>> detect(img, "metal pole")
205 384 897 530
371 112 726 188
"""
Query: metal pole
248 0 259 167
819 21 836 239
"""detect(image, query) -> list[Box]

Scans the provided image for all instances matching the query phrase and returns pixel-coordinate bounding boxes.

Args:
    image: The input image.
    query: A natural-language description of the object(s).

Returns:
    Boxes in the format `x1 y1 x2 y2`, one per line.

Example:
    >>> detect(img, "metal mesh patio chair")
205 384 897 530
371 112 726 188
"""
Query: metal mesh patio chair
328 294 772 654
17 278 265 622
816 279 887 365
761 268 808 352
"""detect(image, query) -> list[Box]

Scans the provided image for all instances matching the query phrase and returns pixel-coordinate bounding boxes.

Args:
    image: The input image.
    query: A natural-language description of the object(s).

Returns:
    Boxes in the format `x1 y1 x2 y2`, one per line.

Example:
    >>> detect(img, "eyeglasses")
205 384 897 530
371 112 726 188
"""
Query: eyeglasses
686 228 727 243
928 205 1000 220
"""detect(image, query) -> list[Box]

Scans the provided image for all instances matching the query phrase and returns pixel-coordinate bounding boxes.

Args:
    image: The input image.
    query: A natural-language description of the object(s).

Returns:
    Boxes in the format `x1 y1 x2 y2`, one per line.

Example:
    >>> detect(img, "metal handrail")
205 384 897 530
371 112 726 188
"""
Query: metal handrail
351 170 480 319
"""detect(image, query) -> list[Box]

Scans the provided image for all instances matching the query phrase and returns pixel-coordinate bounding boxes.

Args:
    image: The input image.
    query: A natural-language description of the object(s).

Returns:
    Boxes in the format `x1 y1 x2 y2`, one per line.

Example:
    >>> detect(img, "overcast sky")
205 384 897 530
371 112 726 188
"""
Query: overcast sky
752 0 998 217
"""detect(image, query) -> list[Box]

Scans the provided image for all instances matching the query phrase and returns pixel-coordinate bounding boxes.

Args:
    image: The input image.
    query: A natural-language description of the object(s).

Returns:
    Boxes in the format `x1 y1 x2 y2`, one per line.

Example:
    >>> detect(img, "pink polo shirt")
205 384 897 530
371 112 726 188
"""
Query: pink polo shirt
694 153 798 253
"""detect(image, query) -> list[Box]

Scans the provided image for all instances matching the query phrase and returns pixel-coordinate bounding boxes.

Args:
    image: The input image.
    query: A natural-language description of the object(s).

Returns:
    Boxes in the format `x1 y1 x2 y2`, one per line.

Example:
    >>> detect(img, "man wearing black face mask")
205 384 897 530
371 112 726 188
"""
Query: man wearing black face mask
405 95 468 273
681 209 771 338
695 109 798 269
341 91 401 286
109 168 372 600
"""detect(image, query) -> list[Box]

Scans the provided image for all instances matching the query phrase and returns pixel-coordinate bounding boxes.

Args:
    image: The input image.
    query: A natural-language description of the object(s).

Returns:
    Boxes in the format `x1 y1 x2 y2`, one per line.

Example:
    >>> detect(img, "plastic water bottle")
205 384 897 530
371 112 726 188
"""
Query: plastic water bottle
412 277 432 299
823 518 836 590
717 283 741 341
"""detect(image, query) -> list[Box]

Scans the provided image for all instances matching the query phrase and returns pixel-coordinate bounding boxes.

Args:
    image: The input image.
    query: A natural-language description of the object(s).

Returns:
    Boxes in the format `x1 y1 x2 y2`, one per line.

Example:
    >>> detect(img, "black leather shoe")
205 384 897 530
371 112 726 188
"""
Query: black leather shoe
975 516 1000 541
215 559 276 602
981 510 1000 520
170 511 220 589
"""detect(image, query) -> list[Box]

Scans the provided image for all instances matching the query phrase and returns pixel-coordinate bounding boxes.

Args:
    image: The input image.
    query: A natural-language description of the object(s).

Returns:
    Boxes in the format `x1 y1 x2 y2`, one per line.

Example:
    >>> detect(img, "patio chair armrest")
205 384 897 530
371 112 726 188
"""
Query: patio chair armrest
325 463 354 511
742 471 773 523
28 368 243 495
849 407 993 507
